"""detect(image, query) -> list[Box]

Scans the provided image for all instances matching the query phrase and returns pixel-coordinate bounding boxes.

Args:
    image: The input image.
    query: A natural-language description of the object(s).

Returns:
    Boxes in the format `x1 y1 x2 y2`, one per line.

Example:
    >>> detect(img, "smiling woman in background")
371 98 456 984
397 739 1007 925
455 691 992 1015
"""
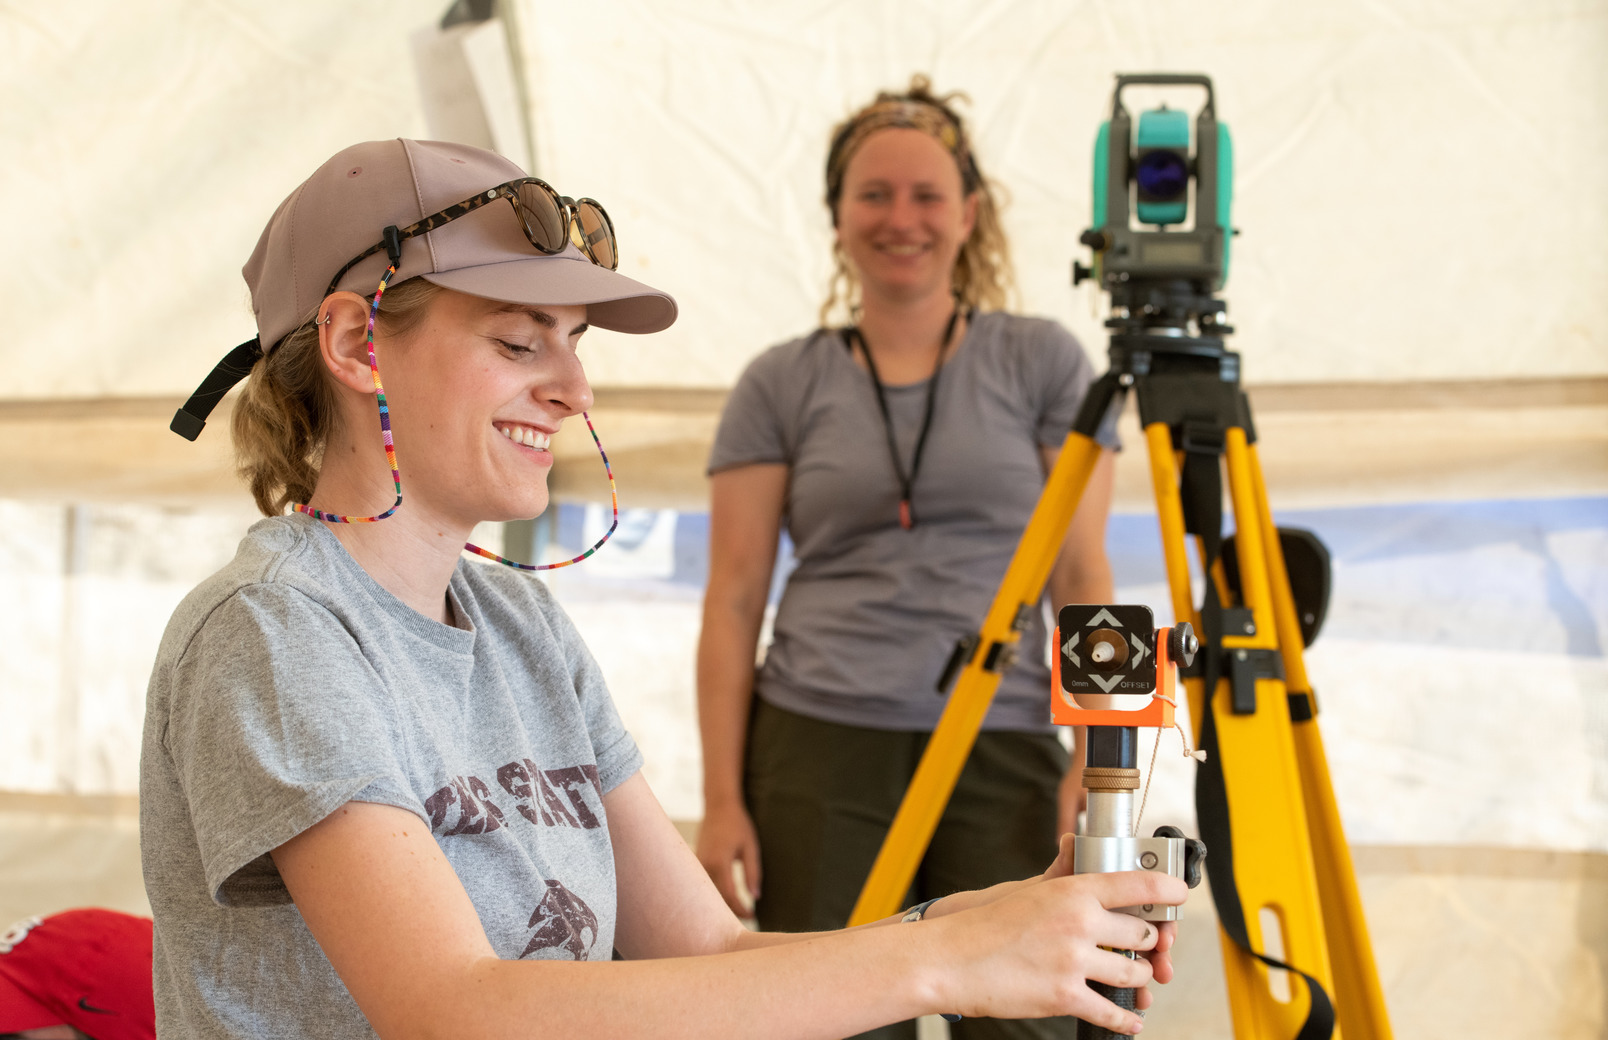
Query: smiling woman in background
697 76 1119 1040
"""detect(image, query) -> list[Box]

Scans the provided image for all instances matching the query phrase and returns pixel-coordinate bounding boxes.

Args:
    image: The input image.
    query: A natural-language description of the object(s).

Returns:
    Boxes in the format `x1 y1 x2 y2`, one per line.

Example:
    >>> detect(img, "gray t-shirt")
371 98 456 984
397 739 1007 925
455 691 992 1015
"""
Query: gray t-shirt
709 311 1108 732
139 514 642 1039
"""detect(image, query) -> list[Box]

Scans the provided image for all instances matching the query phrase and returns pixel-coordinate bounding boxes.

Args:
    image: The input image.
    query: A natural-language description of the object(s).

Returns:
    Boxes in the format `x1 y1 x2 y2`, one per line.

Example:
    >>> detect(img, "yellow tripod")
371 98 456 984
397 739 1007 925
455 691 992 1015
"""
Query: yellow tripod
845 345 1394 1039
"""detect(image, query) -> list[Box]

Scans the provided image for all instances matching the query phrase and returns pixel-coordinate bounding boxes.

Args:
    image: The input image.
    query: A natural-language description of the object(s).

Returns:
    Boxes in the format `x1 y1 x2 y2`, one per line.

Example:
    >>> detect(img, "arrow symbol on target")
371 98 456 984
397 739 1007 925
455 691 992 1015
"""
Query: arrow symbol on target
1062 634 1080 667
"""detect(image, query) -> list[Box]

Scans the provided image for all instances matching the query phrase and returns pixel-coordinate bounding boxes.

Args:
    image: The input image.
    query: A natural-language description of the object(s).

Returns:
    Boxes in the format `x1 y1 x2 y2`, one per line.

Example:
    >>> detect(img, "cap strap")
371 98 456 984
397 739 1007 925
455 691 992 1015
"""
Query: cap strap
170 337 264 441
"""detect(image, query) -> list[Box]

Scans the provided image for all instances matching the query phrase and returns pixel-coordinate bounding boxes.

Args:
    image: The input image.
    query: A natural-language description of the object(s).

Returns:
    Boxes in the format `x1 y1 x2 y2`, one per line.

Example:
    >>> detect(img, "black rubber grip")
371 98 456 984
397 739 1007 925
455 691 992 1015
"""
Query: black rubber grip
1076 979 1137 1040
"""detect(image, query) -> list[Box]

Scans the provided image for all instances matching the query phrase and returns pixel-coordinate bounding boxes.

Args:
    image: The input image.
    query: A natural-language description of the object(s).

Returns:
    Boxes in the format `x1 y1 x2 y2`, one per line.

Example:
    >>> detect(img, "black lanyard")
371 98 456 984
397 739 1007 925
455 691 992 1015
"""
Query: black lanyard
844 306 963 530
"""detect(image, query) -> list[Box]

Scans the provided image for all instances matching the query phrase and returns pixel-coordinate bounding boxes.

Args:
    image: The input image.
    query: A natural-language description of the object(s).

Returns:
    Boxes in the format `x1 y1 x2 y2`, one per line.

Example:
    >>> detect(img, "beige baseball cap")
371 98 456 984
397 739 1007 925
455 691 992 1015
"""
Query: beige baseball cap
246 138 676 347
174 139 676 440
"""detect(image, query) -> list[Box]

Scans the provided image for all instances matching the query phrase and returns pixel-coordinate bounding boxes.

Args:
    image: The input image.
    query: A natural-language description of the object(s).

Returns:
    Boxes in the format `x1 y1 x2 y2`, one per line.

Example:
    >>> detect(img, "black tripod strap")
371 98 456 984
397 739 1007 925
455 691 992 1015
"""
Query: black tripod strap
1179 426 1227 715
1195 700 1336 1040
1179 425 1224 562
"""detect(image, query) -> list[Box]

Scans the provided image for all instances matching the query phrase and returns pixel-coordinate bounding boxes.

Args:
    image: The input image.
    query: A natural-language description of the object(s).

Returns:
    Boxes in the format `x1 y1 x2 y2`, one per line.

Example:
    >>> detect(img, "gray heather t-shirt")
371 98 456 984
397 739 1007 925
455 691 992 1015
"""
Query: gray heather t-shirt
139 513 642 1039
709 311 1109 732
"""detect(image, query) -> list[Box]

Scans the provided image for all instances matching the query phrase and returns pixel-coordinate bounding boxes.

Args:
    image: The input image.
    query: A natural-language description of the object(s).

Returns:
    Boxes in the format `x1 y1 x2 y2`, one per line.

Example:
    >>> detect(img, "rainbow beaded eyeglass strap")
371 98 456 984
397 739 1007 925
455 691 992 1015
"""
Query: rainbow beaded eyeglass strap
293 262 403 524
464 409 619 571
292 258 618 571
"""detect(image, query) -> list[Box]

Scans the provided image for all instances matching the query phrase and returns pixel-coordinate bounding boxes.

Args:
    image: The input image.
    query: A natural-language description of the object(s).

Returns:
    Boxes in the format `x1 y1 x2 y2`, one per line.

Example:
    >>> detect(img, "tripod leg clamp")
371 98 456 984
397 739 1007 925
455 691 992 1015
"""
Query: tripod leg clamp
935 633 981 695
1226 647 1283 714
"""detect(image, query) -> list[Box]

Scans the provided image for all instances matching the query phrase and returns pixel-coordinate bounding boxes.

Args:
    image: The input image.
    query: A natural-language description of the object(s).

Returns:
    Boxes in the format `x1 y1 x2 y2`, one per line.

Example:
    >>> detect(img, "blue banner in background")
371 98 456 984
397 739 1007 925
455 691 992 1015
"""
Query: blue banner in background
547 496 1607 661
1108 496 1606 658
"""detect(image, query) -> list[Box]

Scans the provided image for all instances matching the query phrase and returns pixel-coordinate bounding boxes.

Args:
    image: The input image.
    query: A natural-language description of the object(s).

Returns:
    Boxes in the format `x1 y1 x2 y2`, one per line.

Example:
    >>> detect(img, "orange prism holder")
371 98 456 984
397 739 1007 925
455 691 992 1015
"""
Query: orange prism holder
1050 624 1180 730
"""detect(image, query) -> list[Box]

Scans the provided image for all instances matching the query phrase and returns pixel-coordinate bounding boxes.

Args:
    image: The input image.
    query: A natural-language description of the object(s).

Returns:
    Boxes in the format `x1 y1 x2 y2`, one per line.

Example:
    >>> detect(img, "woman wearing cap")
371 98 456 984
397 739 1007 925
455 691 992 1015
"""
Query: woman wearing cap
141 137 1173 1040
696 78 1119 1038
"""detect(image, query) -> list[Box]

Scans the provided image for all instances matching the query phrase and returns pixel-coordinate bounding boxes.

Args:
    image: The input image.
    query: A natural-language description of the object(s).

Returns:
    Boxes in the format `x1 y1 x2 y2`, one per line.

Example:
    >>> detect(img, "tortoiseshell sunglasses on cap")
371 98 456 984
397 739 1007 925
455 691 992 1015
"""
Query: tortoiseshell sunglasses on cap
324 177 618 296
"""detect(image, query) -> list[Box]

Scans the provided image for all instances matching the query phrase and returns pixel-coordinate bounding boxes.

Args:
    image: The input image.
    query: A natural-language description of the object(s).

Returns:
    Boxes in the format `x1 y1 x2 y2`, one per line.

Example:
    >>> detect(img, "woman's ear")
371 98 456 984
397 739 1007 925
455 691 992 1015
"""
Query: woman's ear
317 292 383 395
961 191 980 240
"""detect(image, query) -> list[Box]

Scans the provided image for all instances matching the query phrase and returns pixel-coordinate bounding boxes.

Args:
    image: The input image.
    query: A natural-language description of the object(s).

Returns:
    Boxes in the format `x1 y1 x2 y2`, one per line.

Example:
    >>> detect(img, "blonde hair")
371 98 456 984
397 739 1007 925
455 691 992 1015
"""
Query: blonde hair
820 74 1016 326
232 278 445 516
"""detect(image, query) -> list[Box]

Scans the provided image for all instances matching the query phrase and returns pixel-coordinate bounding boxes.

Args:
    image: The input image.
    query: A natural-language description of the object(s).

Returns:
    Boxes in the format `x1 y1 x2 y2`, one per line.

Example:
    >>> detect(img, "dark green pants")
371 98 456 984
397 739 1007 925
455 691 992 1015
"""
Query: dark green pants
745 699 1079 1040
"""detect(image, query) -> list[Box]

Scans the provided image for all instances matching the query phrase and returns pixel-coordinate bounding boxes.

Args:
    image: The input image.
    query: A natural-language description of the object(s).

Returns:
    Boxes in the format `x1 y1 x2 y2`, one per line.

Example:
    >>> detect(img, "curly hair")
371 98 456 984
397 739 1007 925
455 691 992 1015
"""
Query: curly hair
820 74 1015 326
231 278 444 516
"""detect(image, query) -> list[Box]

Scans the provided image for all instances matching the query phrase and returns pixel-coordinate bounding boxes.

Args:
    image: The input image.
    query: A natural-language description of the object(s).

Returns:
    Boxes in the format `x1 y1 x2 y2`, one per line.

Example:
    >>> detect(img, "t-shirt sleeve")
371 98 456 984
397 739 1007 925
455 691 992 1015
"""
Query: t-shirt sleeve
1028 320 1120 451
707 348 793 474
164 584 422 907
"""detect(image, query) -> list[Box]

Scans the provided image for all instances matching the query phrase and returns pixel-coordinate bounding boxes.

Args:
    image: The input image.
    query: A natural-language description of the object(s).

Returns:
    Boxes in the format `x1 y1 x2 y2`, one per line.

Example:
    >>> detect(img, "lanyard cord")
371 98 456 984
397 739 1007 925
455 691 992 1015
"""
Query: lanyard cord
845 305 963 530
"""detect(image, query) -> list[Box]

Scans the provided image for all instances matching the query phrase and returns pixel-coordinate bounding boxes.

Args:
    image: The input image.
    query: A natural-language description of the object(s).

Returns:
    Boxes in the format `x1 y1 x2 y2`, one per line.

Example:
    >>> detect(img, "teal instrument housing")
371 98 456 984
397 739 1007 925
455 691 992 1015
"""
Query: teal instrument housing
1135 107 1190 227
1216 123 1234 287
1136 107 1190 146
1074 73 1235 293
1091 121 1110 229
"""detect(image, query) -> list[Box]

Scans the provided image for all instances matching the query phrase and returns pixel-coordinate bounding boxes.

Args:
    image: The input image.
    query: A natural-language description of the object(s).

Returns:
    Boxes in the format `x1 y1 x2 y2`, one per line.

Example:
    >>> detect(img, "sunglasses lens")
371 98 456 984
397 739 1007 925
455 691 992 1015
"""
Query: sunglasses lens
515 182 566 253
575 200 617 270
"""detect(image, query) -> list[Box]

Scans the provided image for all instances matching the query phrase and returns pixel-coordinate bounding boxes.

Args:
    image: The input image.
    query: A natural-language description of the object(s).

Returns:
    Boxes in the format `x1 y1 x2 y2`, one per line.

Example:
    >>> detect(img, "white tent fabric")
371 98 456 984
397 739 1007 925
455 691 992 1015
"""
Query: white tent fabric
3 1 442 399
521 0 1608 387
1 0 1604 842
3 1 1605 399
2 12 1605 1030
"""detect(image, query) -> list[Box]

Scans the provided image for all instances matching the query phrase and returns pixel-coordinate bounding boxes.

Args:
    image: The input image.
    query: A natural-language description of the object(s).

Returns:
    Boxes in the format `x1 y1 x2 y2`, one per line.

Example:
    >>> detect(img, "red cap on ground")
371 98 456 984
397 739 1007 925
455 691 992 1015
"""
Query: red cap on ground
0 909 154 1040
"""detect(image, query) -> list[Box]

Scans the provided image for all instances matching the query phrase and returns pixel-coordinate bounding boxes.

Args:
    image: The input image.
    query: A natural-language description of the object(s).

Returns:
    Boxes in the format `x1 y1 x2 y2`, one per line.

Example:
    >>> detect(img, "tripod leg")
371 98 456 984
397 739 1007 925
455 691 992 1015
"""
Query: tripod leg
847 430 1110 925
1247 444 1395 1040
1143 422 1202 643
1145 421 1341 1038
1217 427 1341 1037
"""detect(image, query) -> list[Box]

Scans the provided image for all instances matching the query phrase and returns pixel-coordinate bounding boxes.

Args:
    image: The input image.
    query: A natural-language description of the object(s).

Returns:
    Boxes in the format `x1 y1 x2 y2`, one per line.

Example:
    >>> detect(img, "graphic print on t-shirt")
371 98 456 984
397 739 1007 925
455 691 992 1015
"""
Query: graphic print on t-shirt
424 774 509 835
424 759 608 960
521 879 599 959
495 760 604 828
425 760 605 835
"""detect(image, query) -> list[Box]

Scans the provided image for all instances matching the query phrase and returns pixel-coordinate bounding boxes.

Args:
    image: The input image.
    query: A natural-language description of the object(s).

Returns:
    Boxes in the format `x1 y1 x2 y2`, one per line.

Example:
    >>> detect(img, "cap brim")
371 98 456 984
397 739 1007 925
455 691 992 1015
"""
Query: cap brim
421 250 677 335
0 970 59 1033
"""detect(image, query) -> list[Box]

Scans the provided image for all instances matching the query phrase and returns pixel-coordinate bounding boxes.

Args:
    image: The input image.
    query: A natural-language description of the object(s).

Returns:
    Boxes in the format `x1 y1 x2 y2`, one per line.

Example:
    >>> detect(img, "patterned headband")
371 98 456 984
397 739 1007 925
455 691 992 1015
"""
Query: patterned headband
826 98 980 206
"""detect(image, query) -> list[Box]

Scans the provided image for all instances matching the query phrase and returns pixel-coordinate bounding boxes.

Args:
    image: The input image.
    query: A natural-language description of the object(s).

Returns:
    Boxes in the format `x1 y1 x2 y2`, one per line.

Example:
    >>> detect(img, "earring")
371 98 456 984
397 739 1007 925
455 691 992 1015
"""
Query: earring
313 313 333 326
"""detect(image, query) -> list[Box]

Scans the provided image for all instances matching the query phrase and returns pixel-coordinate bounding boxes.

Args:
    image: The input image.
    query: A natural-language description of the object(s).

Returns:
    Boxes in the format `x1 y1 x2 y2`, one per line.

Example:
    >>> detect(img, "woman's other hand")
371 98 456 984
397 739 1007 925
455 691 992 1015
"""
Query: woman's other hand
695 800 763 918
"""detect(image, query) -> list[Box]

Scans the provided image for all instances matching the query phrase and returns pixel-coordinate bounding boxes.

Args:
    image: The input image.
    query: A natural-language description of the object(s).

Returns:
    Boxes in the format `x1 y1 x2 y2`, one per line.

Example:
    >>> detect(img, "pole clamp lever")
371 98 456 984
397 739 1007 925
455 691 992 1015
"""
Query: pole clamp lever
1152 826 1207 888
